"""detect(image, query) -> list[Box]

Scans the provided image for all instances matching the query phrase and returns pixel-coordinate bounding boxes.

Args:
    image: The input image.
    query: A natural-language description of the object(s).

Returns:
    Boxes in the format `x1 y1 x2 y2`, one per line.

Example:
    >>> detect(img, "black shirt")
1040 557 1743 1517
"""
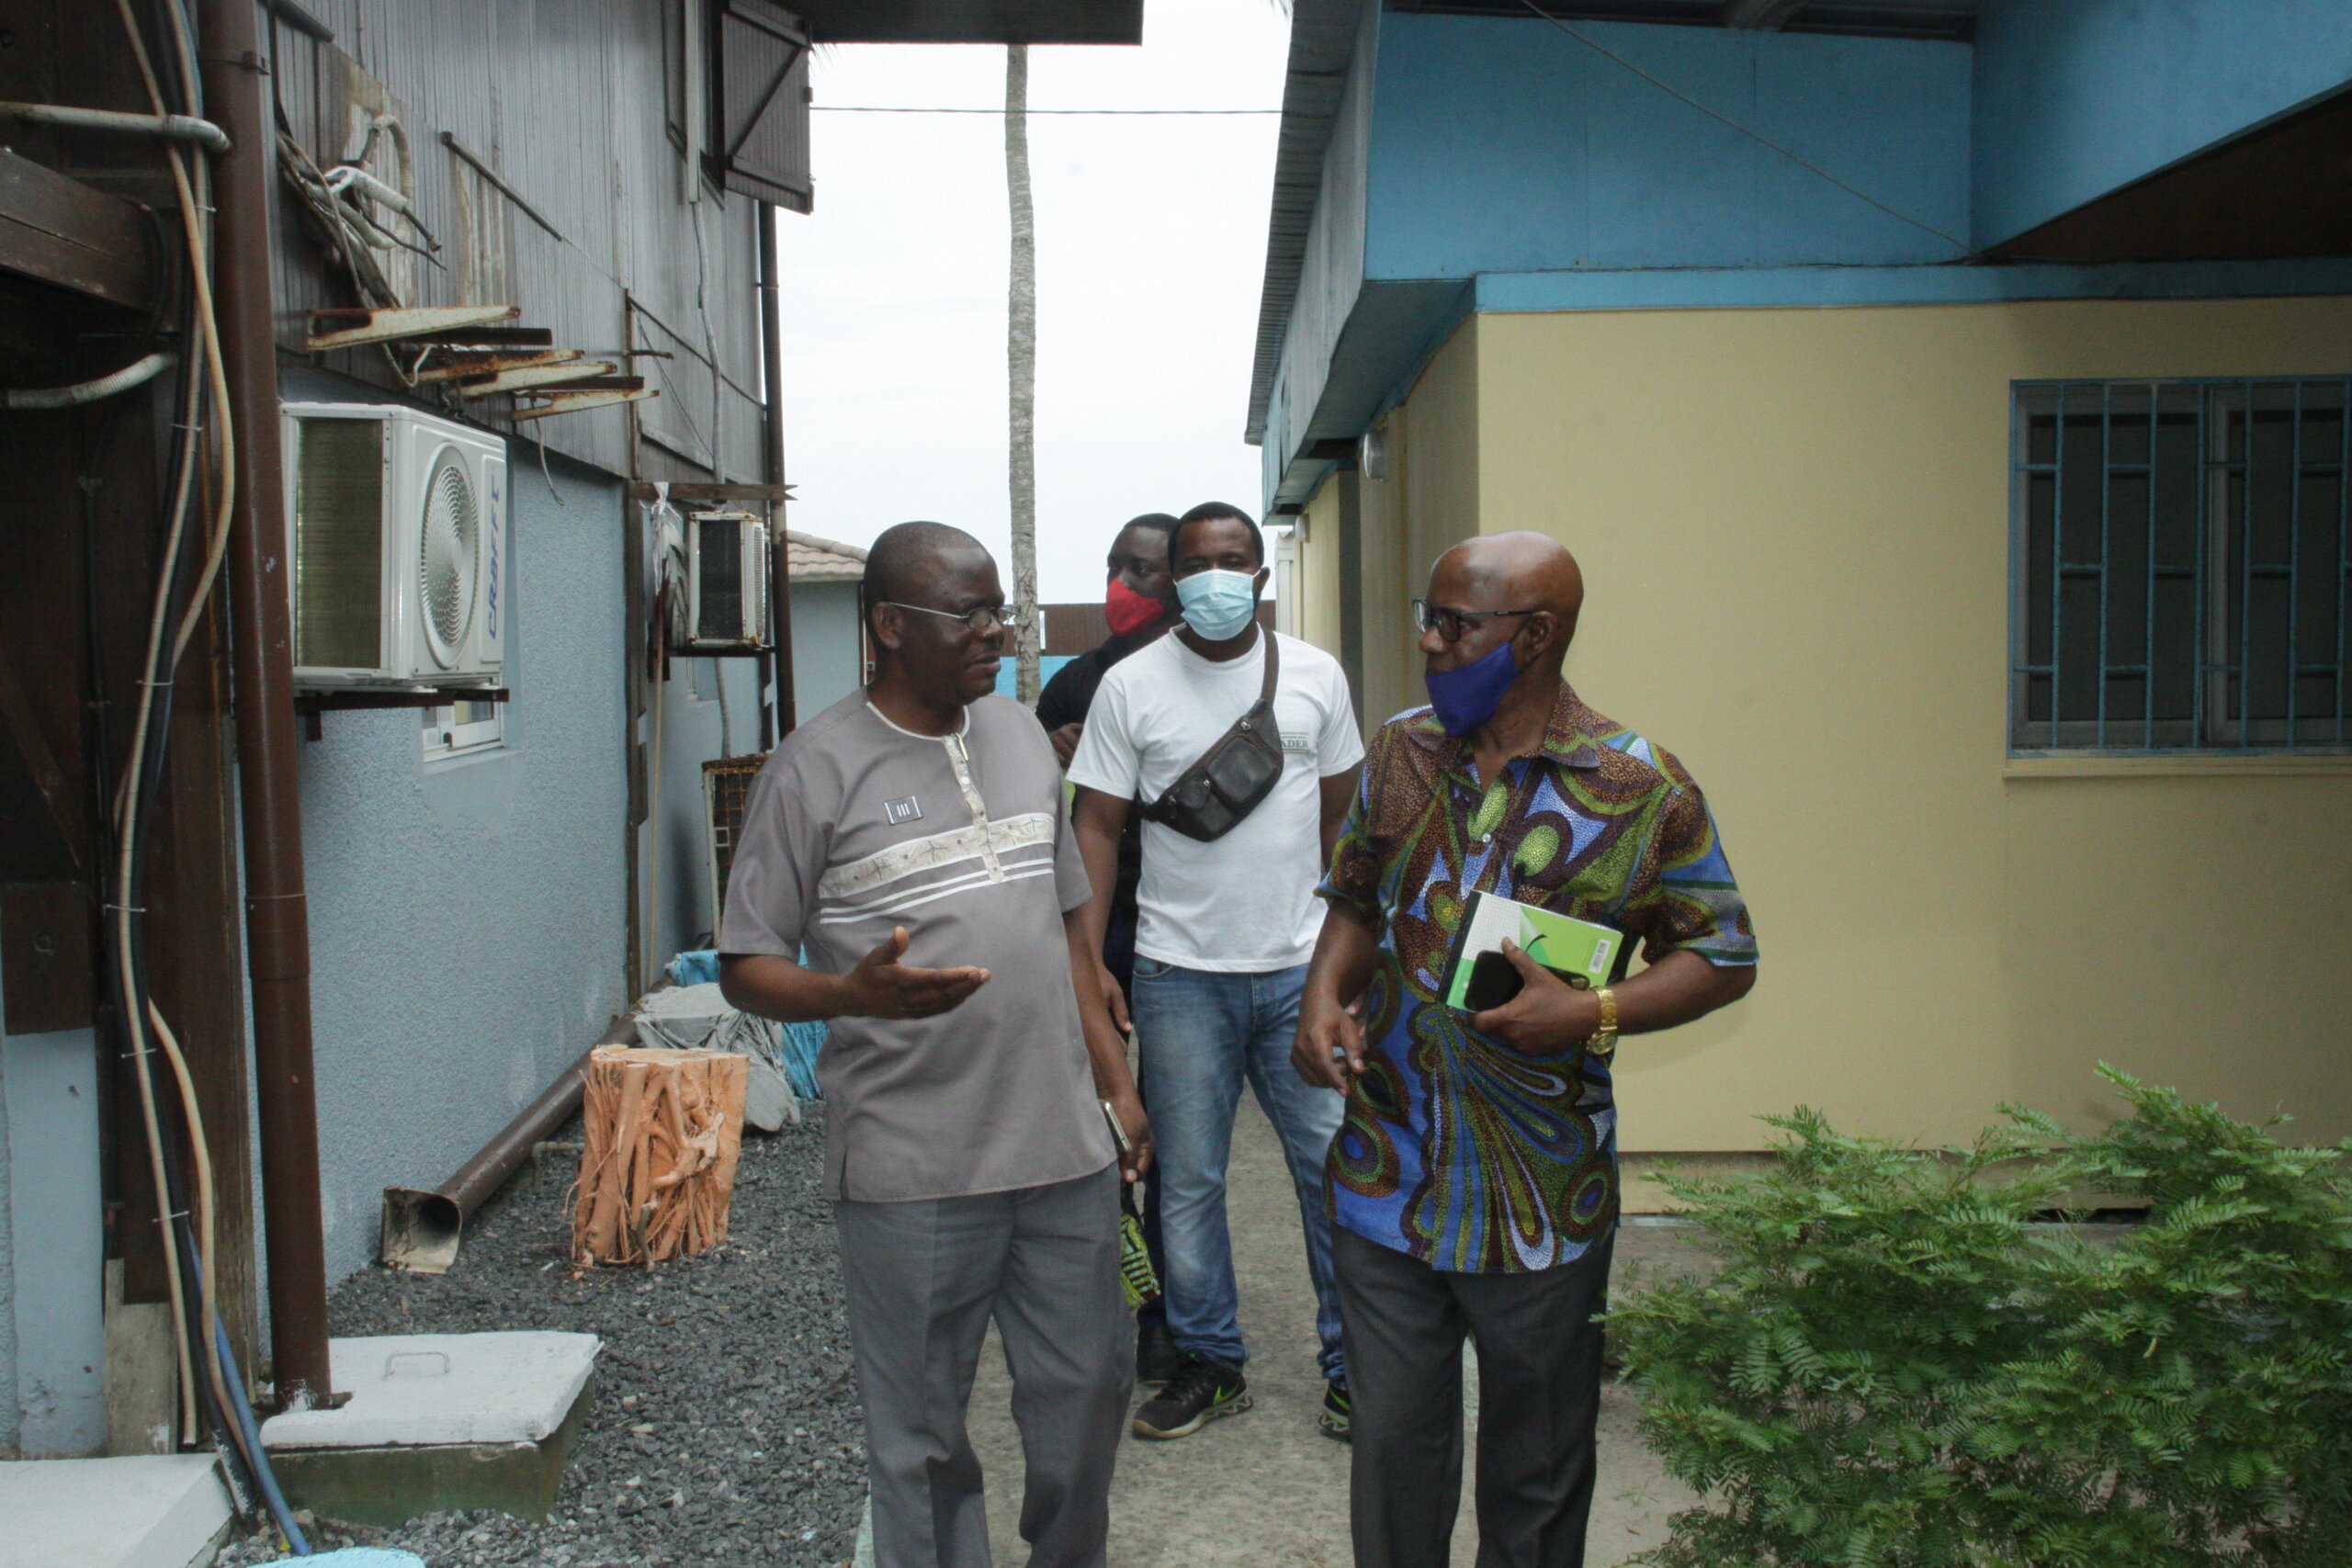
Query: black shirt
1036 632 1147 919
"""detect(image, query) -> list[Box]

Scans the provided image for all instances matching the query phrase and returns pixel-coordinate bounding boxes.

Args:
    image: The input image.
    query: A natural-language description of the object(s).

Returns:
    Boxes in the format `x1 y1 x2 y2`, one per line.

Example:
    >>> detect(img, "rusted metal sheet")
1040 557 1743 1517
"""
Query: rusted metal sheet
266 4 771 482
412 347 581 385
512 387 658 422
0 149 153 310
304 302 517 350
452 358 618 399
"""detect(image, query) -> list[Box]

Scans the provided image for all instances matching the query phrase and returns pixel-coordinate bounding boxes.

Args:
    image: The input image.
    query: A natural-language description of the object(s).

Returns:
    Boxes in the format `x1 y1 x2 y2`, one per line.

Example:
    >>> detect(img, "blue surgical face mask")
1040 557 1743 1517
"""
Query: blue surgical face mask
1175 569 1260 641
1425 637 1522 737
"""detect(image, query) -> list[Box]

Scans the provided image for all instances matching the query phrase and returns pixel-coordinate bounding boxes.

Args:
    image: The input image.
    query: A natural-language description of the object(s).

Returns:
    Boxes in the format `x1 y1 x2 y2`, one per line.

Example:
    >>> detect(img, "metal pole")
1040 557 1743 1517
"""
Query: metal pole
759 209 797 739
199 0 334 1407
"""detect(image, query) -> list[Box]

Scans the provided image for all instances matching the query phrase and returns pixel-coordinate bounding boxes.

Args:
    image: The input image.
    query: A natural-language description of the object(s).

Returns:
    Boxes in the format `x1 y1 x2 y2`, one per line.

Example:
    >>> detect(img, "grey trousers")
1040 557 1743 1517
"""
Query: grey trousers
1335 1224 1616 1568
834 1164 1132 1568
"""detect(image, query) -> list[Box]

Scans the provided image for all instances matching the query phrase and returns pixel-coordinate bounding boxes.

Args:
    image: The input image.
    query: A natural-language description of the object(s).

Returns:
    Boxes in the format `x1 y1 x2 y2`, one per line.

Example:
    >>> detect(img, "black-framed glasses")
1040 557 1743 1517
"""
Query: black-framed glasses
884 601 1013 635
1412 599 1542 643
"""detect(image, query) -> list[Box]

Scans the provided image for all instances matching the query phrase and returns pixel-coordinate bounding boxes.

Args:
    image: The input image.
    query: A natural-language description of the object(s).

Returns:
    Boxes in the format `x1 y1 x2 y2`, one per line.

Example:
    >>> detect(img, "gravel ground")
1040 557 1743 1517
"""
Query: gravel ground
219 1107 867 1568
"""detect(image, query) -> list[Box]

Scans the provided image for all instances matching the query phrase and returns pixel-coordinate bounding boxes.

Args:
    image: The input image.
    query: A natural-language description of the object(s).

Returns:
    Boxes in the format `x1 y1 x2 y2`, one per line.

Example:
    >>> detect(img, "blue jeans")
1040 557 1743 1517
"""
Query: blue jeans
1131 958 1347 1381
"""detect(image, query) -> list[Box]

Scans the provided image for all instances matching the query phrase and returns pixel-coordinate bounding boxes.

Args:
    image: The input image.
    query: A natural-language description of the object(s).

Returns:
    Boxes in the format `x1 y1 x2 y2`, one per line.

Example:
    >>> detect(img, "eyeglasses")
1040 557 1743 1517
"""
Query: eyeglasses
1412 599 1542 643
883 601 1013 635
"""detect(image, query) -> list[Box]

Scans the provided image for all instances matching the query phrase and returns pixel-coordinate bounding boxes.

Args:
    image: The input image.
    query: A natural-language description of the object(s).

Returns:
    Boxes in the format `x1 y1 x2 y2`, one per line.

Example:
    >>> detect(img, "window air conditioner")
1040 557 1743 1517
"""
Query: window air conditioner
281 401 507 689
677 509 771 652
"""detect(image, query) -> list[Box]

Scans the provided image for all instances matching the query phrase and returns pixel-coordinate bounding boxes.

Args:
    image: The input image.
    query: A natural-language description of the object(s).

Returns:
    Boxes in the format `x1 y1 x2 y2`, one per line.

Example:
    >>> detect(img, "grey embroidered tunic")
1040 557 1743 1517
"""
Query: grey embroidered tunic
718 690 1114 1201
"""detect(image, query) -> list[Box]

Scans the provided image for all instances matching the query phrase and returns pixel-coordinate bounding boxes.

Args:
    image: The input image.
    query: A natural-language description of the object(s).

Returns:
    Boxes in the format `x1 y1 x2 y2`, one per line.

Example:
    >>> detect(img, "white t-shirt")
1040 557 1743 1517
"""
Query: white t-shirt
1068 629 1364 972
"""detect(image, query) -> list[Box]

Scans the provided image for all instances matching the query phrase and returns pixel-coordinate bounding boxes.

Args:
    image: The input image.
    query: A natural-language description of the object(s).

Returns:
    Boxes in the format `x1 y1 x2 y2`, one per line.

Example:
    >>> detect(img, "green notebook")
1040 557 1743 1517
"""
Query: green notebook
1442 890 1626 1014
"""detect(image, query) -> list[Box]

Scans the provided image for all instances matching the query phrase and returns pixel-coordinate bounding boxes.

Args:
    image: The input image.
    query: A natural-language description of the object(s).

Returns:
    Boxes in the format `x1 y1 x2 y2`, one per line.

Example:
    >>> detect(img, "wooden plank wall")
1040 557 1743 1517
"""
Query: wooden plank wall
264 0 770 485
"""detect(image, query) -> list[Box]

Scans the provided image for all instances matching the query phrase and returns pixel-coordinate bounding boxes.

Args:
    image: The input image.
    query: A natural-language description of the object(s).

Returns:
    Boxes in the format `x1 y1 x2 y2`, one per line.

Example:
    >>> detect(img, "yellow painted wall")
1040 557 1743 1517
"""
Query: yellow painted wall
1351 316 1486 726
1367 297 2352 1149
1295 474 1345 655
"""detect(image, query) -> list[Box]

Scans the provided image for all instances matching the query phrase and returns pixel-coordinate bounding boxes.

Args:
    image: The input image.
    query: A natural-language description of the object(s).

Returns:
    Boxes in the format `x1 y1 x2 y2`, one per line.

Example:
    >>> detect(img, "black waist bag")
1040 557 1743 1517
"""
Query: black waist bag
1139 633 1283 843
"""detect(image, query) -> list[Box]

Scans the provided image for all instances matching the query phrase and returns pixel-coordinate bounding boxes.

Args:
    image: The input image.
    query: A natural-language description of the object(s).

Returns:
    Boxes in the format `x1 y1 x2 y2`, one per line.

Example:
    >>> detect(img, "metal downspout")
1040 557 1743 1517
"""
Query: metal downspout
199 0 334 1407
762 211 799 747
759 211 797 741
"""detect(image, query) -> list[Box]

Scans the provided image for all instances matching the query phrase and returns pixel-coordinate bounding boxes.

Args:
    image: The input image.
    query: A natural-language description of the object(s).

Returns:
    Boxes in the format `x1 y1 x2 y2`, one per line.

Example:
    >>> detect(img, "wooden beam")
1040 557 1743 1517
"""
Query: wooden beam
1723 0 1809 28
628 481 797 503
512 387 658 422
452 360 617 399
304 304 517 352
413 348 582 386
0 150 152 310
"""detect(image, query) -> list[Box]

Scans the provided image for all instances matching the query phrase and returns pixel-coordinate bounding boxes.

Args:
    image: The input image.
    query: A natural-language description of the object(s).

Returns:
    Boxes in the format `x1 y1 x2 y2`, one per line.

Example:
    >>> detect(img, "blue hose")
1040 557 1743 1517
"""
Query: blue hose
216 1317 311 1556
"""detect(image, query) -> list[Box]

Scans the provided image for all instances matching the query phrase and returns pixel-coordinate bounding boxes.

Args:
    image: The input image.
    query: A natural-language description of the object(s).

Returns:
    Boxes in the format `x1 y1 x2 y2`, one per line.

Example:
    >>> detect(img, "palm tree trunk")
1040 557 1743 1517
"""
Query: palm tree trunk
1004 43 1040 704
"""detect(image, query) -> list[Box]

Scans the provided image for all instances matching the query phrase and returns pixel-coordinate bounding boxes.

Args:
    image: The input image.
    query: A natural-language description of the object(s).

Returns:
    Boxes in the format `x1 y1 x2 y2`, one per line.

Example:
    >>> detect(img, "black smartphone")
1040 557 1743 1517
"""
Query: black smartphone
1462 949 1590 1012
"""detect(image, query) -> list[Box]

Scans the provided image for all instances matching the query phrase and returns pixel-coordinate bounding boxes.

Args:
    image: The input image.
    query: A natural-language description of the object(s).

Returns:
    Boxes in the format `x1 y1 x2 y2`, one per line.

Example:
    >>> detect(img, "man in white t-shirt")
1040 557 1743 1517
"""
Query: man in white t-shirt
1068 501 1364 1443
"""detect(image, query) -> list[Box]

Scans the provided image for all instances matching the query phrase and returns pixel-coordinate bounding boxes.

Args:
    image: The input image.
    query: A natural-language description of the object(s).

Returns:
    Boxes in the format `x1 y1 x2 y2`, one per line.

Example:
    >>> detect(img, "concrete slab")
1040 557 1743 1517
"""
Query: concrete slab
265 1374 596 1527
261 1333 598 1450
0 1453 229 1568
259 1333 600 1527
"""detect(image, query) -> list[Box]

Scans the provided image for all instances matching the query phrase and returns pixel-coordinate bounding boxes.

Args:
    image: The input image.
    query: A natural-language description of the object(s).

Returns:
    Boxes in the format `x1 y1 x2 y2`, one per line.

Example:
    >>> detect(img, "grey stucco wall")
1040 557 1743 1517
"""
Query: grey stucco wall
298 446 631 1280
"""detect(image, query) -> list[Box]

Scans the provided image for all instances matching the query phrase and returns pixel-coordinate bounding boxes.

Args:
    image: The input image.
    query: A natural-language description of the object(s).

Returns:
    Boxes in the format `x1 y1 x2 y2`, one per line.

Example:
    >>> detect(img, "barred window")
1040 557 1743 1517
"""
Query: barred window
2011 378 2352 752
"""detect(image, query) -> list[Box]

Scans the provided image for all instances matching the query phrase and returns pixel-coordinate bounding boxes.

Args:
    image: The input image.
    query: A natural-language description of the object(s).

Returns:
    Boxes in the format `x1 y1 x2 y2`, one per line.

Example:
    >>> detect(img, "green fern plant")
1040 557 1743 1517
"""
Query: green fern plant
1613 1070 2352 1567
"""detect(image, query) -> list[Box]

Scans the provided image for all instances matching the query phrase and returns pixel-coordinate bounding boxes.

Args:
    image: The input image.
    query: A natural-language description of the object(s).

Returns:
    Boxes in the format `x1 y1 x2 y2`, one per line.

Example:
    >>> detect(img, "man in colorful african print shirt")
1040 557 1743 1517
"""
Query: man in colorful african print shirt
1293 533 1758 1568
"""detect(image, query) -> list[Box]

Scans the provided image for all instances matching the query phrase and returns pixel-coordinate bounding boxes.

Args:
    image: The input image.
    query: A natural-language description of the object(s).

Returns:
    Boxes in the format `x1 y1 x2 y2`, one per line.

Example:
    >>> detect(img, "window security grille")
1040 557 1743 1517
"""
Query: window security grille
2011 378 2352 752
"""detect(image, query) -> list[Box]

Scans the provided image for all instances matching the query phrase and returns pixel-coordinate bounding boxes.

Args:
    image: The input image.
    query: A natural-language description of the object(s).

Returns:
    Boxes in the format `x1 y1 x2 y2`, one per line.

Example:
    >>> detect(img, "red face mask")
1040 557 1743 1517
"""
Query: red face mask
1104 577 1165 637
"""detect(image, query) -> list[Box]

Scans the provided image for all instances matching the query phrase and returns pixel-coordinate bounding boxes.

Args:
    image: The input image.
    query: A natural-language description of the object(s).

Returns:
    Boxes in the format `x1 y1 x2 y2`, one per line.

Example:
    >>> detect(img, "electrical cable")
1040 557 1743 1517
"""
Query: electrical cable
1513 0 1971 253
104 1 312 1553
4 350 177 408
217 1318 310 1557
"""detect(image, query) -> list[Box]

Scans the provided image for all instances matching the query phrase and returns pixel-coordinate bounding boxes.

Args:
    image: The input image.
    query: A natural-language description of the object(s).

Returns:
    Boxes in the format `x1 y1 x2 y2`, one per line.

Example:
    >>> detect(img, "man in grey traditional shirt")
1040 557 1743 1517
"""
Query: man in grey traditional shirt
720 522 1152 1568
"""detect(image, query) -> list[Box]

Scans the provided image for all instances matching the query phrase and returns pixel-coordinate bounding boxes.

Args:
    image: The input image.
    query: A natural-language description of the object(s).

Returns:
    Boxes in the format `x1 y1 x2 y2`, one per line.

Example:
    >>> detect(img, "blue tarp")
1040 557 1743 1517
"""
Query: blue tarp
665 950 823 1100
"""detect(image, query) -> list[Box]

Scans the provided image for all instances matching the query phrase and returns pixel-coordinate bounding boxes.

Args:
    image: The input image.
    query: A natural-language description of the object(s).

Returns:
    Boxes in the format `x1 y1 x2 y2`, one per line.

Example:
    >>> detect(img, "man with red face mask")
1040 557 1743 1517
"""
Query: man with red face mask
1035 511 1182 1381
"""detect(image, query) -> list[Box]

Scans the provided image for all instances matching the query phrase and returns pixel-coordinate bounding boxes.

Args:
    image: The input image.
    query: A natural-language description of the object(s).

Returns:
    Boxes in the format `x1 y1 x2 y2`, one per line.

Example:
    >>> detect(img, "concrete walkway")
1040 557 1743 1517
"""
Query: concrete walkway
965 1097 1703 1568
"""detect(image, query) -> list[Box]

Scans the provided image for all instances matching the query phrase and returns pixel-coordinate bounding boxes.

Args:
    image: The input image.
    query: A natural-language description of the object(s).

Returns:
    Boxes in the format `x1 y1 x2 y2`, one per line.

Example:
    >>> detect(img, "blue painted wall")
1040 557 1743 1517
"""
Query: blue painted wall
298 444 633 1280
790 580 865 719
1973 0 2352 248
648 650 767 965
3 1031 103 1455
1365 14 1972 280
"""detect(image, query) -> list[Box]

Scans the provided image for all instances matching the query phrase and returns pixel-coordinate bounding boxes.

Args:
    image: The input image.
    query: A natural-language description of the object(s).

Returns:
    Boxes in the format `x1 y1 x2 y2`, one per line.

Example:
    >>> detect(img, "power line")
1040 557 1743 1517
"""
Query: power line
1516 0 1972 252
814 105 1280 115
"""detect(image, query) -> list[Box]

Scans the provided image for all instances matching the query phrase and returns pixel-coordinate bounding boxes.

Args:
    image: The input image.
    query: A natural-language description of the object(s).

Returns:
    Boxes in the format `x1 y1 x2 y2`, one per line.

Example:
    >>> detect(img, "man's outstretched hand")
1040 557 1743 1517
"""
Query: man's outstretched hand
837 926 989 1019
1469 939 1598 1054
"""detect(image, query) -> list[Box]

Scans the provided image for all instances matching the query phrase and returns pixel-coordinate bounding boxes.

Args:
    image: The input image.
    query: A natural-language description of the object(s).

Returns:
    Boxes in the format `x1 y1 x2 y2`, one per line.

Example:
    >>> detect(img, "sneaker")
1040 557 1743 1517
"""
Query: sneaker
1136 1319 1182 1386
1319 1376 1351 1442
1131 1353 1250 1439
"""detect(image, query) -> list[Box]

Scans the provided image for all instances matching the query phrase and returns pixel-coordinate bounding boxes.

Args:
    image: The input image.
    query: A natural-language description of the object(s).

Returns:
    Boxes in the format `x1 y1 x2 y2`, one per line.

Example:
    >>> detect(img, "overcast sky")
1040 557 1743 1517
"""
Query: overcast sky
771 1 1290 604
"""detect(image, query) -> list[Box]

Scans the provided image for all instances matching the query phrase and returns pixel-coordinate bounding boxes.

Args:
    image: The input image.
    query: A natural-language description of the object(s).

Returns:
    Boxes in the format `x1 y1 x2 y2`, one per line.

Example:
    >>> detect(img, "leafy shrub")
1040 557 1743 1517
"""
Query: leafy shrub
1613 1071 2352 1567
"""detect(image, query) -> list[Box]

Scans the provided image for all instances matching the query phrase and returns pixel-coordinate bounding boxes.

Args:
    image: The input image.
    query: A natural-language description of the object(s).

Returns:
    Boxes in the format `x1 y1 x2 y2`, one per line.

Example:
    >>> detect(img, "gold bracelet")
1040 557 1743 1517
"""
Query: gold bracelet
1587 987 1618 1059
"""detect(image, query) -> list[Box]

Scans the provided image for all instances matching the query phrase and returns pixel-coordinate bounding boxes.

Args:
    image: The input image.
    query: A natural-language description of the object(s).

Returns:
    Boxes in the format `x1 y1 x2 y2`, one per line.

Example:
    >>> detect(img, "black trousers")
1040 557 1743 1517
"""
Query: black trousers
1335 1224 1615 1568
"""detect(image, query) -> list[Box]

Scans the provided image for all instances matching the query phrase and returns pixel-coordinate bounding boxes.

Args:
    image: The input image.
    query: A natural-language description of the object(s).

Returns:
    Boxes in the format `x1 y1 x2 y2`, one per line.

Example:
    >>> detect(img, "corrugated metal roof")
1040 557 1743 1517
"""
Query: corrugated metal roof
1245 0 1368 447
1246 0 1984 444
786 530 868 581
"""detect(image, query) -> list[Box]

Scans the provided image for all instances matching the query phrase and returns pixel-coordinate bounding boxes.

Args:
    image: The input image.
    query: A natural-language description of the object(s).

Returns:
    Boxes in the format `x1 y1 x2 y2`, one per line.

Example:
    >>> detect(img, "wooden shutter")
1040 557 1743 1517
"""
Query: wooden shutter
710 0 813 212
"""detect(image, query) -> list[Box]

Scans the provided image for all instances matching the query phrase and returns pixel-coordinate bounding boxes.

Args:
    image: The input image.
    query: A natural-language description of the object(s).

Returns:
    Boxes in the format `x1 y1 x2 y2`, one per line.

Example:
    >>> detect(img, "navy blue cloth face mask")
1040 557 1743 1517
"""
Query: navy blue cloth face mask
1425 637 1522 737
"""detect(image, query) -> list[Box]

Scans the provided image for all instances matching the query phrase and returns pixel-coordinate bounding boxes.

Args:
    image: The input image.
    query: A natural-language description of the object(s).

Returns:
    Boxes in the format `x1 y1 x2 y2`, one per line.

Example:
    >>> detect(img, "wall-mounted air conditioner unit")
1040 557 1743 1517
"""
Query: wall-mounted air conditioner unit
282 401 507 689
676 509 771 652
